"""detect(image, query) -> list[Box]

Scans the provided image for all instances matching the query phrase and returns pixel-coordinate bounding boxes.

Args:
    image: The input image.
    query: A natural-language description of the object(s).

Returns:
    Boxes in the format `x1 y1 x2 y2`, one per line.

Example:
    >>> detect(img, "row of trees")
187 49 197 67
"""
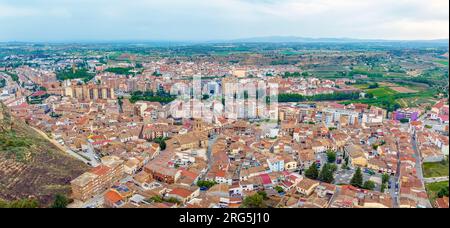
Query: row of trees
105 67 134 75
305 162 337 184
350 167 376 190
129 90 176 104
278 92 360 103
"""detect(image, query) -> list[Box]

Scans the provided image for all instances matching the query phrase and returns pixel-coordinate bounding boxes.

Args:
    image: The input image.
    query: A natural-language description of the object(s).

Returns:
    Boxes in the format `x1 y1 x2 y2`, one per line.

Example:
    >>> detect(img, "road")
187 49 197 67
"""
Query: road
389 139 402 208
411 133 433 208
424 176 449 184
201 134 218 180
31 126 92 165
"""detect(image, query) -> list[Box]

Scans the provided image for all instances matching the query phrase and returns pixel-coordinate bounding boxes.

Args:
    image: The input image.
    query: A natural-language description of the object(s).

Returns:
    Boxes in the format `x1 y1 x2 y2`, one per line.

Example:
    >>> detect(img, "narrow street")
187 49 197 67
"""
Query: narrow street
411 133 433 208
202 134 218 180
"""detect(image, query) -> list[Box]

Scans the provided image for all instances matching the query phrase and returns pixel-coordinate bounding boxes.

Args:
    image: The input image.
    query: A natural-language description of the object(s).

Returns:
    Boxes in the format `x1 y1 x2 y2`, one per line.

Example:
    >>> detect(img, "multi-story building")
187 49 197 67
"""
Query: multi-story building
71 156 124 202
64 81 115 101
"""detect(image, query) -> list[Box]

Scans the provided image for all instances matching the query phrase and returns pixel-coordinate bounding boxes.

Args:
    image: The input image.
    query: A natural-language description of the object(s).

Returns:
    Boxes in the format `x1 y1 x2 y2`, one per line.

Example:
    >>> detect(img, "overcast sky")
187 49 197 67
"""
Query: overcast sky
0 0 448 41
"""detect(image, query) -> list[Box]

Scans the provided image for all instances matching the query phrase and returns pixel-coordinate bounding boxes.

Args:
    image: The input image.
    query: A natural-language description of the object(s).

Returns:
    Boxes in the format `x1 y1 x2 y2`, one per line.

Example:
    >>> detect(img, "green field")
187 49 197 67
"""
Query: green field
366 87 398 98
435 60 449 66
426 181 449 202
423 159 449 178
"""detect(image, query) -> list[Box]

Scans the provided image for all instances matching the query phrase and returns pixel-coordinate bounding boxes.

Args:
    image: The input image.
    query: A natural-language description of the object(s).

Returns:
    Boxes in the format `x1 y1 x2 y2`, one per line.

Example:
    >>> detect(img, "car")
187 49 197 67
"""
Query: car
364 168 375 175
200 187 209 191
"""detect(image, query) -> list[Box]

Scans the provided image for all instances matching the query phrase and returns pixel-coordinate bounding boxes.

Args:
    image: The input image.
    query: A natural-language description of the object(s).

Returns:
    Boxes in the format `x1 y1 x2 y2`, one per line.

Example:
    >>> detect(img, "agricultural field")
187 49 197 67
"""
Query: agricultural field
426 181 449 203
423 159 449 178
434 59 449 66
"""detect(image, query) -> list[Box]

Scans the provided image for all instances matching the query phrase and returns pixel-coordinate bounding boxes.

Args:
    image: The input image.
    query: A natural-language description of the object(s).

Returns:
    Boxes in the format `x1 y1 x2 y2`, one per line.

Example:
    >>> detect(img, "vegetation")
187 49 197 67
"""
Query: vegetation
319 163 337 183
105 67 135 75
0 78 5 88
51 194 70 208
278 92 360 103
368 83 379 89
129 90 176 104
434 60 449 66
197 180 217 189
152 71 163 77
305 162 319 180
0 131 33 161
274 186 285 193
326 150 337 163
148 195 181 204
426 181 449 202
56 68 94 82
350 167 364 188
282 71 302 78
242 191 267 208
0 104 89 206
153 137 167 151
362 181 376 190
1 71 19 83
0 198 39 208
423 158 449 178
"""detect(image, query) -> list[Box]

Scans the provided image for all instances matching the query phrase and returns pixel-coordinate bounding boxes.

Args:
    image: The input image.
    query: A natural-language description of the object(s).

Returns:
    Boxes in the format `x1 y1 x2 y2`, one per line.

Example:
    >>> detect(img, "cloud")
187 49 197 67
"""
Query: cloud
0 0 448 41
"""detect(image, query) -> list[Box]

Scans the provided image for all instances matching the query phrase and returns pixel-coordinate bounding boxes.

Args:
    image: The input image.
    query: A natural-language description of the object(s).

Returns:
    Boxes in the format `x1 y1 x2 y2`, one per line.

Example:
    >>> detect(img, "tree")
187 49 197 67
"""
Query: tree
437 186 449 198
319 163 336 183
382 173 390 185
154 137 167 151
197 180 217 189
368 83 379 89
400 118 410 124
351 167 364 188
149 195 164 203
381 183 387 193
326 150 337 163
257 190 268 200
363 181 376 190
51 194 70 208
305 163 319 180
242 192 266 208
274 186 284 193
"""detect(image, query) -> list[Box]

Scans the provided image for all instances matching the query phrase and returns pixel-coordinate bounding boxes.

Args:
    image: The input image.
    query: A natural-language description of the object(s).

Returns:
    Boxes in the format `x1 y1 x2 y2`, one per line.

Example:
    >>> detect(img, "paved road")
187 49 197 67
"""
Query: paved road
31 126 91 164
424 176 449 183
389 139 403 208
201 134 218 180
411 133 433 208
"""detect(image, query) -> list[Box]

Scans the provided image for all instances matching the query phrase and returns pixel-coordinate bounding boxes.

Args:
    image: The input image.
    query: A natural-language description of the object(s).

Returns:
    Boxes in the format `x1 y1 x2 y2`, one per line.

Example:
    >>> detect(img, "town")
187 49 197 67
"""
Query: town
1 41 448 208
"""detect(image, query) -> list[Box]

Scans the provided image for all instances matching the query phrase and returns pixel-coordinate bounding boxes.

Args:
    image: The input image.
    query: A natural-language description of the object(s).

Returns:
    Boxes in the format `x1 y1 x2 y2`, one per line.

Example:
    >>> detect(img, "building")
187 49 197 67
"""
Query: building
267 157 285 172
296 178 320 196
71 156 124 202
144 163 181 184
64 82 115 101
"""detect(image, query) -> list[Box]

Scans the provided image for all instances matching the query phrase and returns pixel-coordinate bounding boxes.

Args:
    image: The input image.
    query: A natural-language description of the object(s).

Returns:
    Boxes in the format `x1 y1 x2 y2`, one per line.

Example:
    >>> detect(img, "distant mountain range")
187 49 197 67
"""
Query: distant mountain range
2 36 449 45
223 36 449 44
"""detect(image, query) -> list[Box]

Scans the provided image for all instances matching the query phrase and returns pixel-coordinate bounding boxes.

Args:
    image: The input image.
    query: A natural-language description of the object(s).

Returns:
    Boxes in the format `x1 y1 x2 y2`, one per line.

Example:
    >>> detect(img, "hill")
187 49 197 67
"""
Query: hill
0 102 89 207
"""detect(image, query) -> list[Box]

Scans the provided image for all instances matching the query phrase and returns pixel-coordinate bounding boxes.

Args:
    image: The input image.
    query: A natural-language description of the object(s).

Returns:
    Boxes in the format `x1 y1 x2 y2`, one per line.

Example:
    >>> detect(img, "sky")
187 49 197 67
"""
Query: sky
0 0 448 42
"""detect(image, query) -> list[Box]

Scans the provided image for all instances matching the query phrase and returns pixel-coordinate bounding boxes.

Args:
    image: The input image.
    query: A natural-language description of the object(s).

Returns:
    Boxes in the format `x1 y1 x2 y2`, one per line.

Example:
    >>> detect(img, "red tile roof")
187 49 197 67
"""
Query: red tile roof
90 165 110 176
104 190 123 204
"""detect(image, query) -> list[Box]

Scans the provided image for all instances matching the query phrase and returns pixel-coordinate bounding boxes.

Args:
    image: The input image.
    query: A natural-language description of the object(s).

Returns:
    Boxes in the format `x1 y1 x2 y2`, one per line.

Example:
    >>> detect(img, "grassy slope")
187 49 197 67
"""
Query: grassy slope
0 103 89 206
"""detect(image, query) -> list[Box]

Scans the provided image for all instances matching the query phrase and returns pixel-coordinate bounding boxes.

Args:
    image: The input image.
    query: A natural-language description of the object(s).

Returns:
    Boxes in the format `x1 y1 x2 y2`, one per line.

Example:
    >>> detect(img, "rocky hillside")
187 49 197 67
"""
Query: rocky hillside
0 102 88 206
